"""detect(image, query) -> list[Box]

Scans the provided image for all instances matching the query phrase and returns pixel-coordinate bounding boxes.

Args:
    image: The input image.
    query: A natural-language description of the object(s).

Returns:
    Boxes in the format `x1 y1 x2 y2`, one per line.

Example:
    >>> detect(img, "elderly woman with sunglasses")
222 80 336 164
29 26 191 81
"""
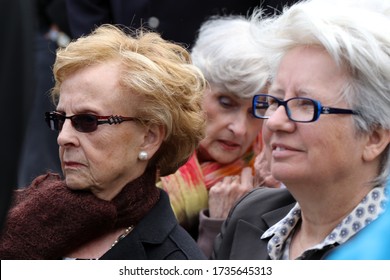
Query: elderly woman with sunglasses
212 0 390 260
0 24 207 260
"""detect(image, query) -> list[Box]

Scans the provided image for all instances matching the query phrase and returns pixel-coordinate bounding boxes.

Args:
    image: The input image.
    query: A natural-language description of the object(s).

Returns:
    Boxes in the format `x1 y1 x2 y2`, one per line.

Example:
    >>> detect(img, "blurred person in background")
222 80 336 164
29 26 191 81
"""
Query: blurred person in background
66 0 298 47
0 0 34 229
17 0 72 187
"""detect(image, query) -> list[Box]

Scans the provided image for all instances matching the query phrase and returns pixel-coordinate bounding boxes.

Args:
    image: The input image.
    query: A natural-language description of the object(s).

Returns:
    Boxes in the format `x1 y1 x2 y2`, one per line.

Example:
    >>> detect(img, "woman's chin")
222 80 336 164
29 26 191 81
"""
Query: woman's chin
65 176 88 190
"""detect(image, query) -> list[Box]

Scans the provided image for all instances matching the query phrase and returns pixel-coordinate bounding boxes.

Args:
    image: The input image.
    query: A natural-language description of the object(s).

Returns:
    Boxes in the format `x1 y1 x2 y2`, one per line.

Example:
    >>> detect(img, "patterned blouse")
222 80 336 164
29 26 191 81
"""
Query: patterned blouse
261 186 388 260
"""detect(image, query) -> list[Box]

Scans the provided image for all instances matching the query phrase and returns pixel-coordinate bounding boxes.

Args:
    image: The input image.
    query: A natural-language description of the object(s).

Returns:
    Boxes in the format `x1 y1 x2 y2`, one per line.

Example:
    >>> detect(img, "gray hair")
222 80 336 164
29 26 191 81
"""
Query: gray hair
191 15 269 99
250 0 390 186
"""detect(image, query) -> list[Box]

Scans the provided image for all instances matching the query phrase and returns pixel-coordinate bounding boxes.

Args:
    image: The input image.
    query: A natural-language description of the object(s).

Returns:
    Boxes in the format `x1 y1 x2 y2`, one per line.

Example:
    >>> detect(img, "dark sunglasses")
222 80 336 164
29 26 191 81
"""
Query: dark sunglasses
45 111 139 133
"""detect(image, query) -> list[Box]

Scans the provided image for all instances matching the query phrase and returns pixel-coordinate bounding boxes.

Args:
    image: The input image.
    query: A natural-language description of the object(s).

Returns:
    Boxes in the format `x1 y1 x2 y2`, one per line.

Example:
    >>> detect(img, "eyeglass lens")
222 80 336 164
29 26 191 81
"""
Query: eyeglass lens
45 112 139 133
45 112 100 133
254 95 317 122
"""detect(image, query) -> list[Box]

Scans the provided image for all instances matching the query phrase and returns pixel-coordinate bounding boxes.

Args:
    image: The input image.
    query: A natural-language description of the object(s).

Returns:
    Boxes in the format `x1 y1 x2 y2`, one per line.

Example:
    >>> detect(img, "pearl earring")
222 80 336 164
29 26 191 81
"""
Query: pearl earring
138 151 148 161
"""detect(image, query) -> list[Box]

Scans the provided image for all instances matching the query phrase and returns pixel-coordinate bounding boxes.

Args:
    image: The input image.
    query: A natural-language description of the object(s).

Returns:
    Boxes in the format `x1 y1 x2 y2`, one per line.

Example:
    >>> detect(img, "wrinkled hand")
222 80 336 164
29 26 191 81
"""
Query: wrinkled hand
253 149 281 188
208 167 254 219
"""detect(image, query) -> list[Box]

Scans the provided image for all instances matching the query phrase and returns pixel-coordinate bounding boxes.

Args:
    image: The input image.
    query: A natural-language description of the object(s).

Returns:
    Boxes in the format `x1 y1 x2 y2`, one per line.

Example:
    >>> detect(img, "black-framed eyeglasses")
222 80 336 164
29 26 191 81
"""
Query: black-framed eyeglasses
252 94 358 123
45 111 139 133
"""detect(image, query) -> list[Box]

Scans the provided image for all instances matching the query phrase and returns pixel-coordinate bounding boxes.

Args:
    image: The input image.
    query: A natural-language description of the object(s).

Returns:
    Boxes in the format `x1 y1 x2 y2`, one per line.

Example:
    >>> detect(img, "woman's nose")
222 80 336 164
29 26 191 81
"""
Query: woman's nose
266 105 295 132
227 113 248 136
57 119 79 147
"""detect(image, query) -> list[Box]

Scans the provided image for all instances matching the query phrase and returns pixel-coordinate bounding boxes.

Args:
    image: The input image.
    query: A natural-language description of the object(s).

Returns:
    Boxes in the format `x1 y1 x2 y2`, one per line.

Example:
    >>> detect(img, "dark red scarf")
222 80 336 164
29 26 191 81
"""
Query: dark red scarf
0 167 160 259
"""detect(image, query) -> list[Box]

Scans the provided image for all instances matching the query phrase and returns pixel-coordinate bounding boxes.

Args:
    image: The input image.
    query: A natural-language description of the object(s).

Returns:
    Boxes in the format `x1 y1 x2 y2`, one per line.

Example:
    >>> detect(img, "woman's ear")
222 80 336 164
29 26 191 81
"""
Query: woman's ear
362 128 390 162
140 124 166 158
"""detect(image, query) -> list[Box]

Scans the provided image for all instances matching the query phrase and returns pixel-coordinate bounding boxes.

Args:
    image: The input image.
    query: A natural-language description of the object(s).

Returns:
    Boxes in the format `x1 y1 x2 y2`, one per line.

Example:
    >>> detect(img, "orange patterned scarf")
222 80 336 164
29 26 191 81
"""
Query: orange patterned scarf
158 136 261 234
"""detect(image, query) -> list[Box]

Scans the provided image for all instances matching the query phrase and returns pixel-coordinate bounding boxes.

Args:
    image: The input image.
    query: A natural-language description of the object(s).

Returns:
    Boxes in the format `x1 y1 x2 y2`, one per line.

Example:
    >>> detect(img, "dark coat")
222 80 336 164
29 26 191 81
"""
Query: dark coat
212 187 295 260
66 0 283 47
101 190 206 260
212 187 339 260
0 0 35 229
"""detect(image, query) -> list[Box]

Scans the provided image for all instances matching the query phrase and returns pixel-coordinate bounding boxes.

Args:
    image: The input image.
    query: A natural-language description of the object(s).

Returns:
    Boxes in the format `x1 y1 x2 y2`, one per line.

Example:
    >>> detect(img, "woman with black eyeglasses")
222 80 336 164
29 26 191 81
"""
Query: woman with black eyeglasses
0 24 207 260
212 0 390 260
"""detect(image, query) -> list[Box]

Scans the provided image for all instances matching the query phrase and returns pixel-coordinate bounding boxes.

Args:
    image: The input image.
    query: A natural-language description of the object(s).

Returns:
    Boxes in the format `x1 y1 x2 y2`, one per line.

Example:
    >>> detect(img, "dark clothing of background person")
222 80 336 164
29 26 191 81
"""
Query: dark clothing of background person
17 0 72 187
37 0 71 36
0 0 35 229
66 0 297 47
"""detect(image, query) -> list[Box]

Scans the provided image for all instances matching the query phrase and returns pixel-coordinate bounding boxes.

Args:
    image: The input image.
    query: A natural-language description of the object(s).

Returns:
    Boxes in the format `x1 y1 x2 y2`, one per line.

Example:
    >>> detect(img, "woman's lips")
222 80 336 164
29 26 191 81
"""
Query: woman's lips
271 143 301 158
63 161 86 169
218 140 241 151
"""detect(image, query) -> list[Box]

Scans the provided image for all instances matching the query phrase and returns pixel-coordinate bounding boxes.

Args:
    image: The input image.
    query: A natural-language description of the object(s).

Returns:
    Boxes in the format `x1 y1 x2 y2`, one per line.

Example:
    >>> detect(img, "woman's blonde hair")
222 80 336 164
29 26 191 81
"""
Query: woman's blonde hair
52 24 206 176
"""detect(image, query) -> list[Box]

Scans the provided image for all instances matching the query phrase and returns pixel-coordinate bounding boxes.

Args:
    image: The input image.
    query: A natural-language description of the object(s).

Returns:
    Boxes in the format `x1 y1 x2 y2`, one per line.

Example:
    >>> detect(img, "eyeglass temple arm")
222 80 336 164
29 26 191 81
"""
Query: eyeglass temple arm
321 107 358 115
97 116 138 125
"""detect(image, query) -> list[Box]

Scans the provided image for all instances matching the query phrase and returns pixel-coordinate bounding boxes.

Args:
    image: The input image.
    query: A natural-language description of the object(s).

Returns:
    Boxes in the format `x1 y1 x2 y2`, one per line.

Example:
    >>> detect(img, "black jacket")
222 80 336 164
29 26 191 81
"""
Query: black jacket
65 0 292 47
212 187 338 260
101 190 206 259
212 187 295 259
